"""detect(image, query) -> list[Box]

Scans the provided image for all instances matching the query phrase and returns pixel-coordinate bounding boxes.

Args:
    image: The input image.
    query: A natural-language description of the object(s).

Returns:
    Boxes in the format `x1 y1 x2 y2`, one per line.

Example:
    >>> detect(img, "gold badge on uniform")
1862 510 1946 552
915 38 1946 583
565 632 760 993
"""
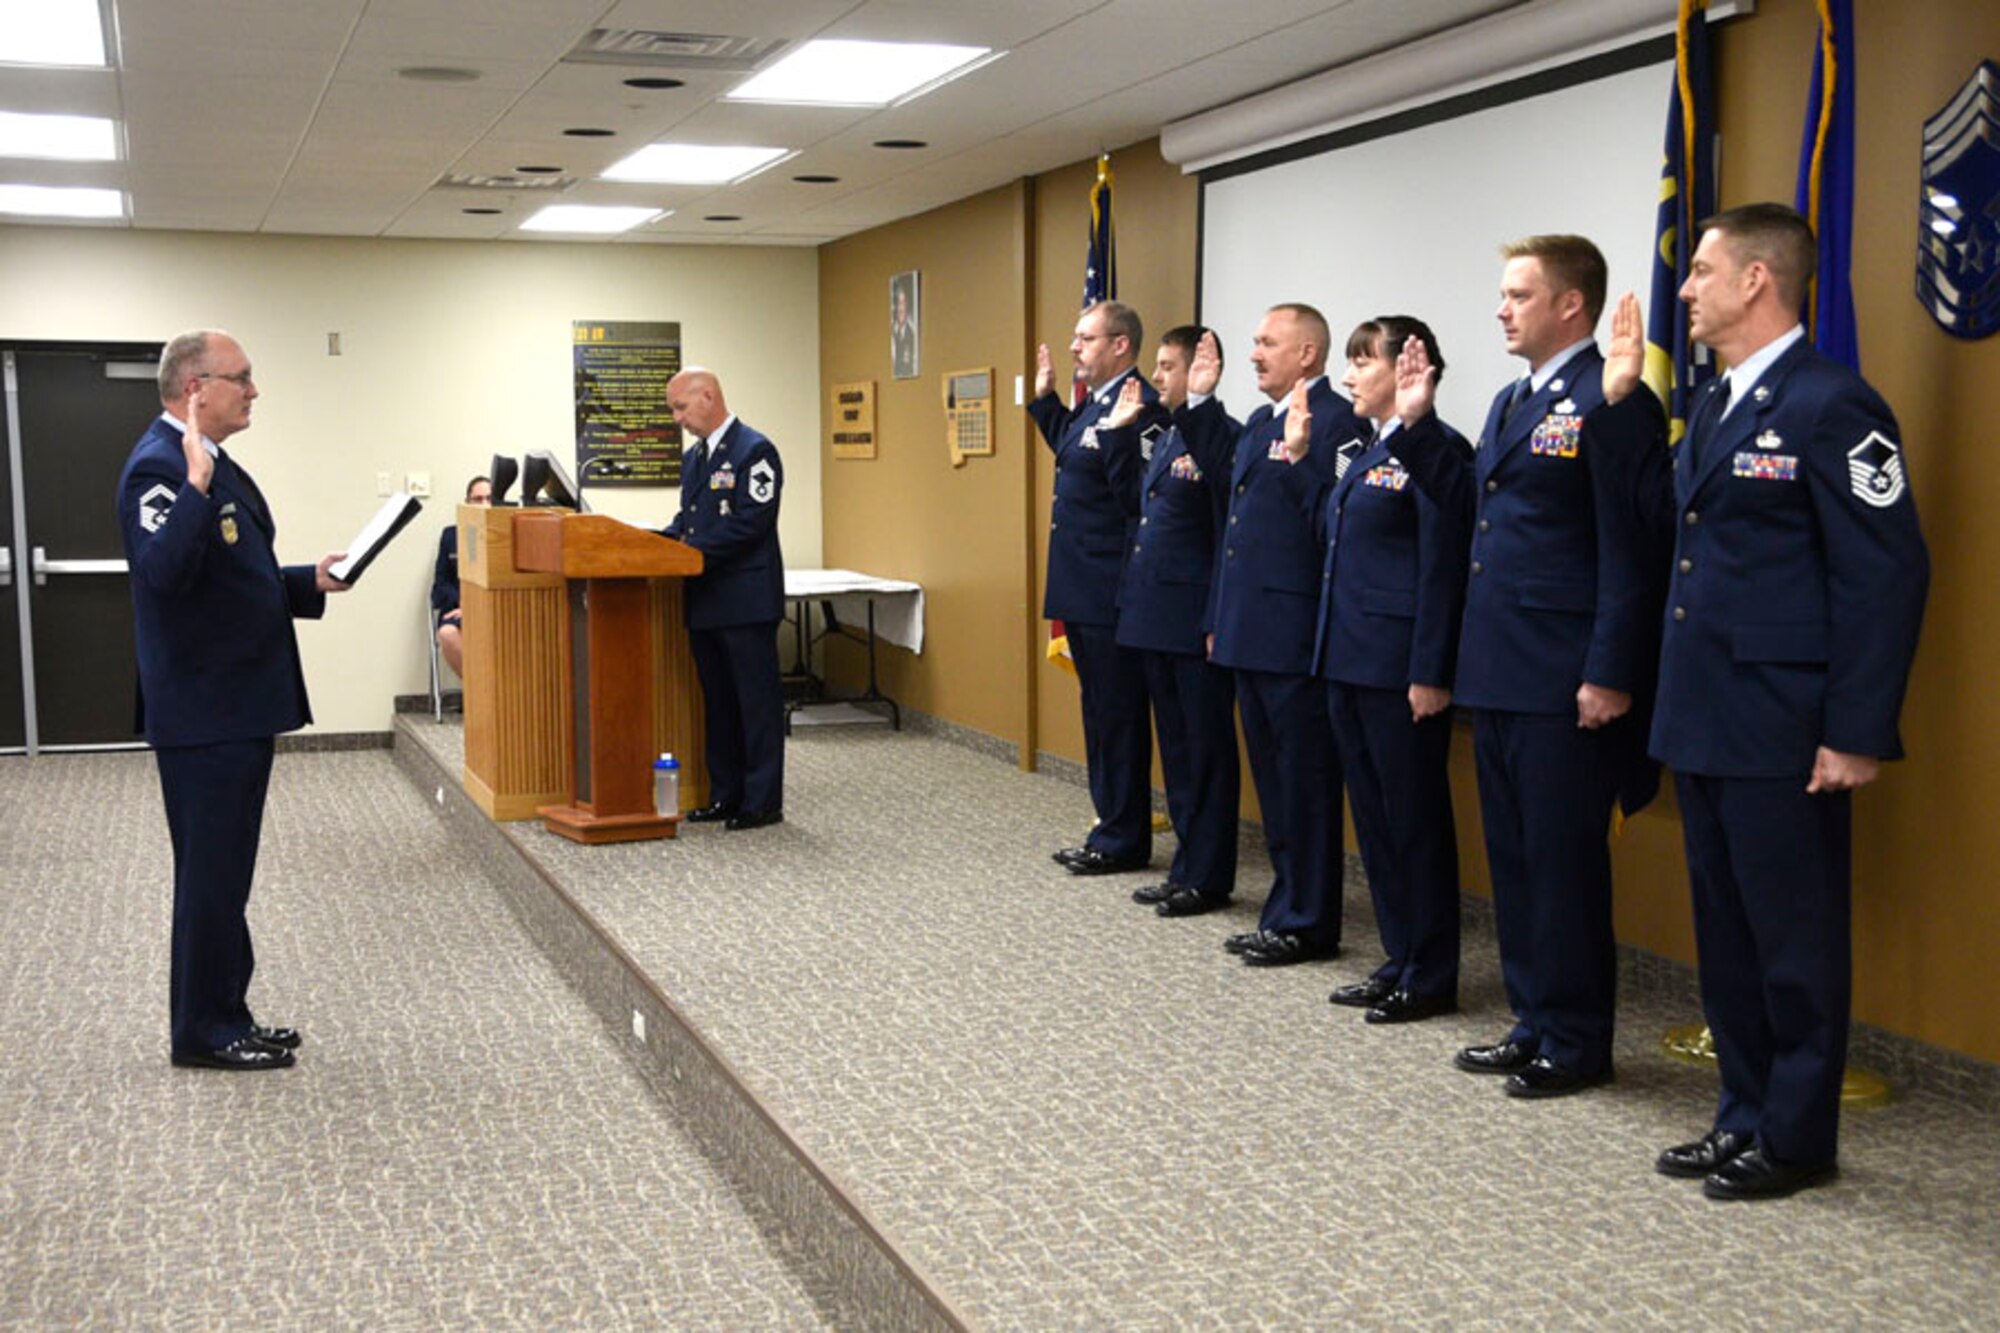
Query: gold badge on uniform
220 516 239 545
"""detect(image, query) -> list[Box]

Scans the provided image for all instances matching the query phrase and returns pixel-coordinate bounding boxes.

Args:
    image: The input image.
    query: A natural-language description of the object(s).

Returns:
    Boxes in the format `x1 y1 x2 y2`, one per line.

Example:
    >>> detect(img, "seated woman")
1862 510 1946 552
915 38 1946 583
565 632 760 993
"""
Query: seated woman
433 475 492 676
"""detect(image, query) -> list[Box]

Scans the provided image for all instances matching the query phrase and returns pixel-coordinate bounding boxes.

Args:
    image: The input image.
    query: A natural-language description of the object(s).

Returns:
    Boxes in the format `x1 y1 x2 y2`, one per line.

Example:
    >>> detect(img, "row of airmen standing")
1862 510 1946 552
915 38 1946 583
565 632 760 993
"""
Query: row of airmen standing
1026 203 1927 1202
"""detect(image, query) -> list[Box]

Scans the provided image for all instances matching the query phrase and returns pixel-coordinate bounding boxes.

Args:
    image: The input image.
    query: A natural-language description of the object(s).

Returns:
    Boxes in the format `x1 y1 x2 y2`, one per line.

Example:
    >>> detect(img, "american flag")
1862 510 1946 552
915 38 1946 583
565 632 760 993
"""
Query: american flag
1074 153 1115 406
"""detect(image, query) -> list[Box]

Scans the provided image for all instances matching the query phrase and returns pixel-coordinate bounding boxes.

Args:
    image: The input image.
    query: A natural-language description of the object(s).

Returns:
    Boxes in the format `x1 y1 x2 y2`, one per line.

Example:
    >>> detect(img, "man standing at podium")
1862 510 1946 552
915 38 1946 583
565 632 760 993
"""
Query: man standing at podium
664 367 787 830
119 330 351 1071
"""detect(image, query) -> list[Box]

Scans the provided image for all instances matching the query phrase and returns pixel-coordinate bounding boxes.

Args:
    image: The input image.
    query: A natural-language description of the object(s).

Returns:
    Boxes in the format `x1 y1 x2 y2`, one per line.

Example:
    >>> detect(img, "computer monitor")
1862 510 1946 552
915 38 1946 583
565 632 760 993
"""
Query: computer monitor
488 453 520 506
524 450 587 512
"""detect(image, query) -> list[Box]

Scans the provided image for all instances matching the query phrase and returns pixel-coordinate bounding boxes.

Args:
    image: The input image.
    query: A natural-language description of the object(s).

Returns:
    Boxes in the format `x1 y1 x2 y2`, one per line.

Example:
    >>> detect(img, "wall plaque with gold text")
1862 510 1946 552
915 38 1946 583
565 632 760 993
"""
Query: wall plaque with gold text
831 380 877 459
573 320 682 486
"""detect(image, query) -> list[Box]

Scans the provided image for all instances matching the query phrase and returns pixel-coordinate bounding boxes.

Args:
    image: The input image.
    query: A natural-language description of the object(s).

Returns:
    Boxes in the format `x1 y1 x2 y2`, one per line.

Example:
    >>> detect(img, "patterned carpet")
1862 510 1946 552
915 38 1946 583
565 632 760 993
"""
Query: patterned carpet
4 723 1997 1329
405 717 2000 1329
0 749 842 1330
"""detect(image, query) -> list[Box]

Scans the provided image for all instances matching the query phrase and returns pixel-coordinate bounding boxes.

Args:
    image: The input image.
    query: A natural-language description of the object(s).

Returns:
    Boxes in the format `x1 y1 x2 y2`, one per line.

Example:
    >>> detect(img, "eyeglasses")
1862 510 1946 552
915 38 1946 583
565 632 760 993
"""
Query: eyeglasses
196 369 255 388
1072 333 1109 344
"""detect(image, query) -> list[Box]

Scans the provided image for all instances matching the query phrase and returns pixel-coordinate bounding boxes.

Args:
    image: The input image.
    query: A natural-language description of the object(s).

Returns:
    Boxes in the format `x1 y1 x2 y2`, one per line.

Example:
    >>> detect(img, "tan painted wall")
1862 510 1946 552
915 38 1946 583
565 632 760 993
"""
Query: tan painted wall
0 227 822 737
816 183 1036 750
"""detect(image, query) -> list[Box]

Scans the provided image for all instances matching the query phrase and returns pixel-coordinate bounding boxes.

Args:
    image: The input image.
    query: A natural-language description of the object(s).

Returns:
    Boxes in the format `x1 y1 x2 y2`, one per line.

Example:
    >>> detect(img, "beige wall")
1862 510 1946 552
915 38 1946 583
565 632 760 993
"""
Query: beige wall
0 227 821 735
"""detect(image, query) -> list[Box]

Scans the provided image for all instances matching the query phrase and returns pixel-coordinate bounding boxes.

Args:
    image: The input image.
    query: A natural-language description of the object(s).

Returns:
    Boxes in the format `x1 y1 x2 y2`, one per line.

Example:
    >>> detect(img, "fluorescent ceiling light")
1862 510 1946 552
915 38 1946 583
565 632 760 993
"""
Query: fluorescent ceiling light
0 0 107 66
728 39 993 107
520 204 664 234
600 144 789 185
0 184 124 218
0 111 117 161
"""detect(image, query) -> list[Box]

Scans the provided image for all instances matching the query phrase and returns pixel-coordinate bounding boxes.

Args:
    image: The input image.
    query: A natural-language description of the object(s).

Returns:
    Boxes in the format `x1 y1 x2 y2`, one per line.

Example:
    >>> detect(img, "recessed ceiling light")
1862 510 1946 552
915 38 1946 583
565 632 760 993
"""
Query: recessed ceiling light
623 77 685 90
398 66 482 83
873 139 928 150
563 128 616 137
601 144 789 185
520 204 664 234
0 111 117 161
462 207 503 215
515 165 563 174
0 184 123 219
793 174 839 184
703 214 743 222
728 40 993 107
0 0 106 67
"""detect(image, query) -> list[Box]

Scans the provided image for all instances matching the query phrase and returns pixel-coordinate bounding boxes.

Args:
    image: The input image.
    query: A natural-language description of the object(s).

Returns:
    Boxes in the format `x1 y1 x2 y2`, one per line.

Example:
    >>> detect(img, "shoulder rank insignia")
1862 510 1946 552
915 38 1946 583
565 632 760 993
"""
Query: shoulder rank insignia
747 457 777 504
1917 60 2000 338
1848 431 1908 507
138 483 175 534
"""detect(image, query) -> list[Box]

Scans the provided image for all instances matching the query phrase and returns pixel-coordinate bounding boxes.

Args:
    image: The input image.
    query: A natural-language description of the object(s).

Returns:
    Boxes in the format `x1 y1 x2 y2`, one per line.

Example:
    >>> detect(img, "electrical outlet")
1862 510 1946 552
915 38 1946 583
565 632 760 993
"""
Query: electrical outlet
406 471 431 498
631 1009 647 1043
375 471 392 496
327 331 342 356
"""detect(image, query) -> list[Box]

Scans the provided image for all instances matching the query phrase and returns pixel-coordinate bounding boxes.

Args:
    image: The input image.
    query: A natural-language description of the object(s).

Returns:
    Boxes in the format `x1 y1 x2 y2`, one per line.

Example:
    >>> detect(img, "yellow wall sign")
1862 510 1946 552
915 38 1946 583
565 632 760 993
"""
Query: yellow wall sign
831 380 877 459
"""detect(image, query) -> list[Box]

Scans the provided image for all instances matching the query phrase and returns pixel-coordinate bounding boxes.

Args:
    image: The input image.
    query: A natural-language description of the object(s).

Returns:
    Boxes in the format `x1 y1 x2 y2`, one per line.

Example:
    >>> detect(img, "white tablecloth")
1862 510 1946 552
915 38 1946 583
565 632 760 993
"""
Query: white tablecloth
783 569 925 654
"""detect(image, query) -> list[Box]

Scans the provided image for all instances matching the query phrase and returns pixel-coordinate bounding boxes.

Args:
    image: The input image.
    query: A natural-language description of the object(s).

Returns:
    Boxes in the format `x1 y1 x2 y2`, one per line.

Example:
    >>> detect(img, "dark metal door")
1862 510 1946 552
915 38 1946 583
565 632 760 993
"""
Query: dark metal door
4 344 163 750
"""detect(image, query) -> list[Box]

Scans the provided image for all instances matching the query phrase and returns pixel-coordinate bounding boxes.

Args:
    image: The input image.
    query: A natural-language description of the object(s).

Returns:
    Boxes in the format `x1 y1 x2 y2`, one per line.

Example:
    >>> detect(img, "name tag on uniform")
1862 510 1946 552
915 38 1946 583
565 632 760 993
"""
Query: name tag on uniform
1362 462 1410 491
709 463 736 490
1733 452 1799 481
1530 414 1582 458
1170 454 1203 482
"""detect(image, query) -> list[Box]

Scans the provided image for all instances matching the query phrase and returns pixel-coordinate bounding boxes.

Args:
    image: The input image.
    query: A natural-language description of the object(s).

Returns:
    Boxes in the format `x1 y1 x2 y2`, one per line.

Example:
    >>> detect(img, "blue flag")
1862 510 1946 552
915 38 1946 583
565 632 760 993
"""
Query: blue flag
1644 0 1716 443
1076 154 1116 406
1795 0 1859 369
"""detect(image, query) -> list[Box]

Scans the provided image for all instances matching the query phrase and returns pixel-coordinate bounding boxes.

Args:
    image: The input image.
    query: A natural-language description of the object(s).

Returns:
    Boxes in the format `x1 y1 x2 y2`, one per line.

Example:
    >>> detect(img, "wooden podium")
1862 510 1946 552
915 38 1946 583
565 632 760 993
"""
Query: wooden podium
458 505 710 841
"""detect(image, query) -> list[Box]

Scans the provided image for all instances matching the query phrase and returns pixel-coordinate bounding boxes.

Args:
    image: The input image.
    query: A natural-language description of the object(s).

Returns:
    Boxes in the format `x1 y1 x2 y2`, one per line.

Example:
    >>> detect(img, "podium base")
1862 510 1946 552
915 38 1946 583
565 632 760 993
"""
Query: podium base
537 804 680 844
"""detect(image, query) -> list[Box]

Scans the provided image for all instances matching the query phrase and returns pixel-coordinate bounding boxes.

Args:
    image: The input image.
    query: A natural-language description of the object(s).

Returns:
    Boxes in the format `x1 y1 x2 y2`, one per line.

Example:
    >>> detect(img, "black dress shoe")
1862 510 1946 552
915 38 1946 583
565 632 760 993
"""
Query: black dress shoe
1053 845 1092 866
1156 886 1229 918
171 1037 295 1071
1224 930 1274 955
1364 989 1457 1025
1329 976 1396 1009
725 809 783 831
250 1023 302 1050
1703 1147 1837 1200
1504 1055 1612 1099
1656 1129 1753 1179
1063 847 1148 876
1240 933 1337 967
685 802 738 824
1454 1040 1536 1075
1131 881 1177 905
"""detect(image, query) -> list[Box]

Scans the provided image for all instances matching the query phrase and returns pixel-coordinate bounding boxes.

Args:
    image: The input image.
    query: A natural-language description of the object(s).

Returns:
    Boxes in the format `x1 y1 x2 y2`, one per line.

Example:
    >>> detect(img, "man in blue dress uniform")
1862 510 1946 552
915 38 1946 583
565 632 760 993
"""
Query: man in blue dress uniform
1594 205 1929 1199
1186 304 1368 966
118 330 351 1070
1099 327 1240 916
1028 301 1161 876
664 367 787 831
1389 237 1661 1096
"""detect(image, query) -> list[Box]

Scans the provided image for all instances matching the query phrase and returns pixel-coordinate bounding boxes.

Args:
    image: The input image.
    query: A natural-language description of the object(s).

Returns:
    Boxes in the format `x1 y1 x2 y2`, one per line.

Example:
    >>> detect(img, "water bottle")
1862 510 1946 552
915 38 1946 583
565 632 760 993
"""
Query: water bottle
653 752 681 818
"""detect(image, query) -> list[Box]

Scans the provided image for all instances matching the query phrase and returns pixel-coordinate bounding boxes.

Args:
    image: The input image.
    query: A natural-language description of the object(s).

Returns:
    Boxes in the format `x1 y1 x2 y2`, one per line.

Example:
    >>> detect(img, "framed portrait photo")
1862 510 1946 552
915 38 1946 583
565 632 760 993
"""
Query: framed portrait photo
890 269 920 380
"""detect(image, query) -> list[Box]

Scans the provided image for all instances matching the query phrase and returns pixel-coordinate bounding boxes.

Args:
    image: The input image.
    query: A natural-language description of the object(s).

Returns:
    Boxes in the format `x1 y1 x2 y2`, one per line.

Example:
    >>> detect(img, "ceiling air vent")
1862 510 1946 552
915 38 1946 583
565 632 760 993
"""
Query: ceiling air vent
436 172 578 192
564 30 786 72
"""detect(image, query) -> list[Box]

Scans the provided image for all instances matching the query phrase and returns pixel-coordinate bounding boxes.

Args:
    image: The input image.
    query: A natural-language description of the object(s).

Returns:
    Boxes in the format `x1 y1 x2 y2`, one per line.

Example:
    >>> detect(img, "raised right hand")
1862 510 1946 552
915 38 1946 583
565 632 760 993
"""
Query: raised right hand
1106 377 1145 428
182 388 214 495
1281 379 1312 463
1187 331 1222 398
1603 292 1644 405
1034 343 1055 399
1394 333 1438 425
